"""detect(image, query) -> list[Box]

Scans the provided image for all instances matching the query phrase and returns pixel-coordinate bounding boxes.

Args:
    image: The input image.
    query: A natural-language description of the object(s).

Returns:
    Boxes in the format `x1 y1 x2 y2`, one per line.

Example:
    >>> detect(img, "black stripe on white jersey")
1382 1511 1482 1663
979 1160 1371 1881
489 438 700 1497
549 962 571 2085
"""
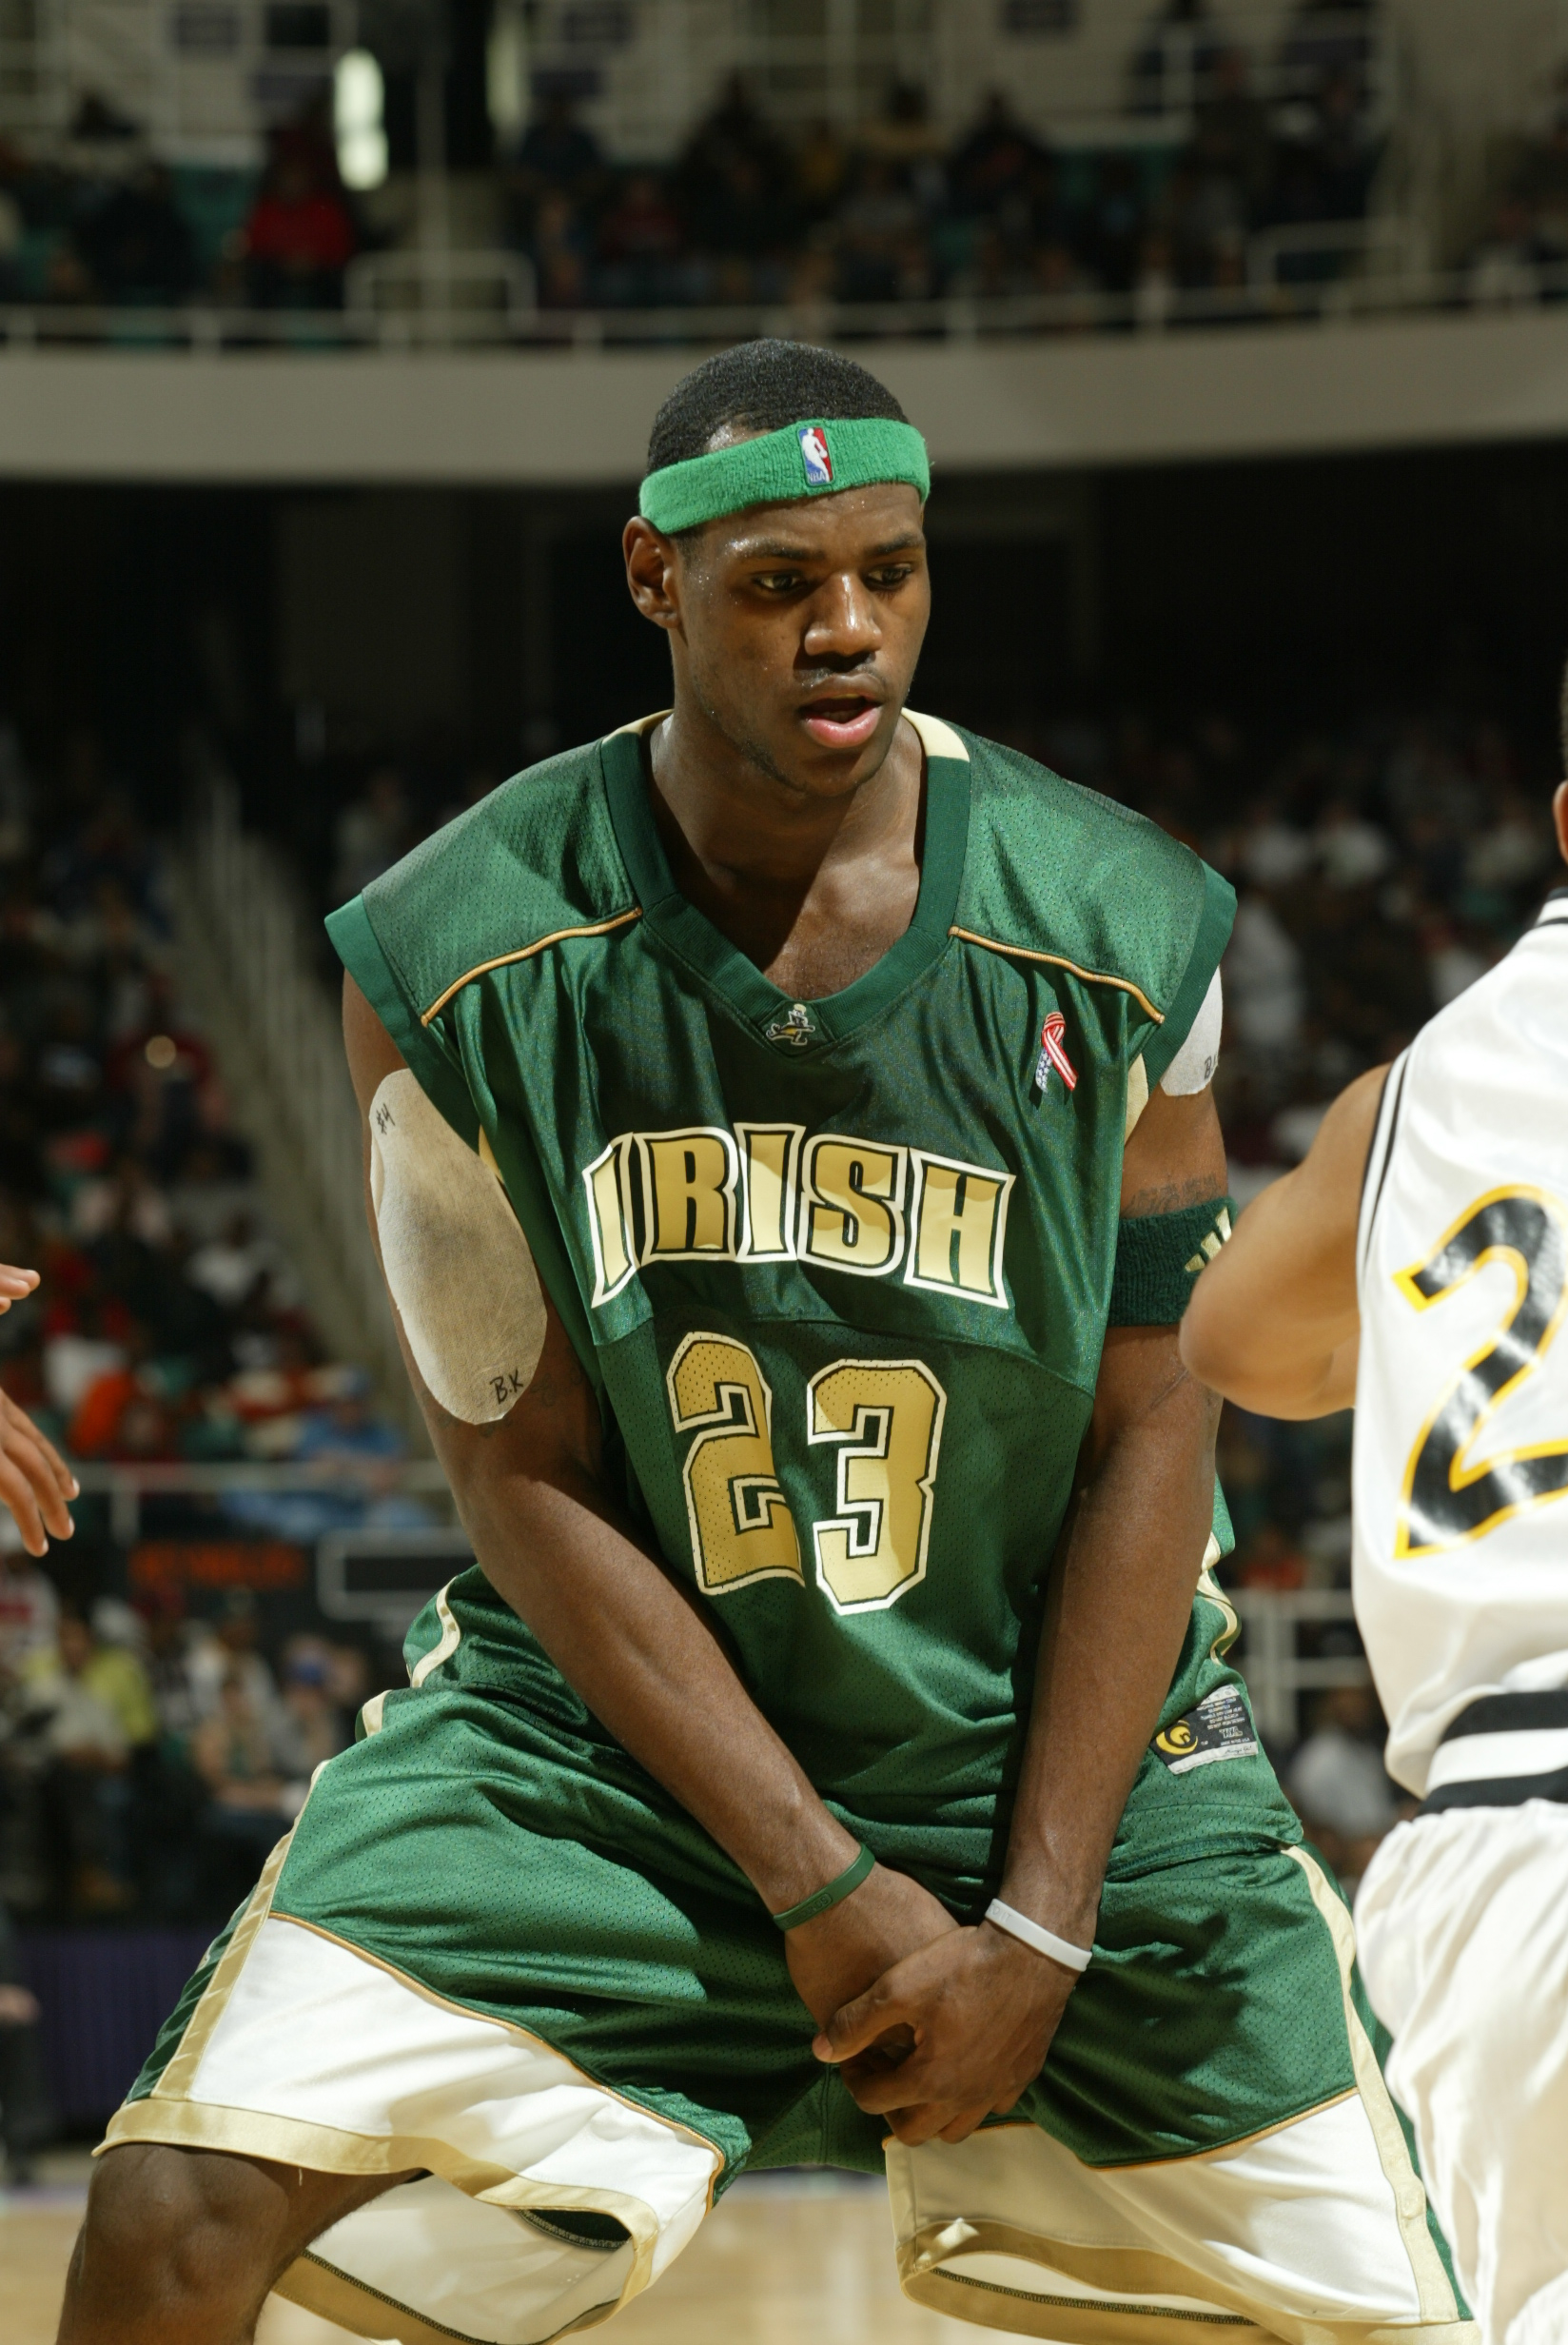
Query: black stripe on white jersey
1418 1688 1568 1815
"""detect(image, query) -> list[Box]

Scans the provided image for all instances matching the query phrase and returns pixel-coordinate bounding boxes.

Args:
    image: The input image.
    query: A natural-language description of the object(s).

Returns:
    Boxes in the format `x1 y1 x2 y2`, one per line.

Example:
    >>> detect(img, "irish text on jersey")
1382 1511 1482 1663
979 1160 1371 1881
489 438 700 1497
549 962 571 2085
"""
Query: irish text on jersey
583 1124 1015 1310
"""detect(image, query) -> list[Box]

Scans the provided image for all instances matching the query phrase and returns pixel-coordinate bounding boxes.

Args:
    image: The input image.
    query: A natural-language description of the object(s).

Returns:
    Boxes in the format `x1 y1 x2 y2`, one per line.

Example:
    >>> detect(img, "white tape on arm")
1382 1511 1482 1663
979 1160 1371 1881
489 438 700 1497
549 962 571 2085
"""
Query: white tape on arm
369 1070 546 1424
1160 970 1222 1096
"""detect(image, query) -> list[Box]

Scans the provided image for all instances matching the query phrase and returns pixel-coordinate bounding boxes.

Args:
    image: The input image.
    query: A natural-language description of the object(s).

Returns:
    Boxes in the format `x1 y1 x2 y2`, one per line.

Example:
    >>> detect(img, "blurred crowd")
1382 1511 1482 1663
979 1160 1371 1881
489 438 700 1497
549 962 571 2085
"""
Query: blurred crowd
506 32 1380 321
0 102 363 314
0 0 1386 323
1465 75 1568 306
0 713 431 1961
0 720 408 1490
0 1568 364 1925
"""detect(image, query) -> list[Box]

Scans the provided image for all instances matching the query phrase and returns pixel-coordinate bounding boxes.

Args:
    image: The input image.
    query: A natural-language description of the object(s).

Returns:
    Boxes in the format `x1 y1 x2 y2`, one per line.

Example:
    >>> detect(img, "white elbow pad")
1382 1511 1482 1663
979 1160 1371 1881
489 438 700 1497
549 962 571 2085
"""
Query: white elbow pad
369 1071 546 1423
1160 971 1223 1096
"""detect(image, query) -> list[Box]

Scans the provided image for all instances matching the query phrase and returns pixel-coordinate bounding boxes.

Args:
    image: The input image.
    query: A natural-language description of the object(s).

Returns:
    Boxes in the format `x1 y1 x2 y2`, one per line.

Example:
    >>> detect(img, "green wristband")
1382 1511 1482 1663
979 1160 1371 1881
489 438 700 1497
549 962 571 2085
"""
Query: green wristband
771 1843 875 1931
1108 1196 1236 1328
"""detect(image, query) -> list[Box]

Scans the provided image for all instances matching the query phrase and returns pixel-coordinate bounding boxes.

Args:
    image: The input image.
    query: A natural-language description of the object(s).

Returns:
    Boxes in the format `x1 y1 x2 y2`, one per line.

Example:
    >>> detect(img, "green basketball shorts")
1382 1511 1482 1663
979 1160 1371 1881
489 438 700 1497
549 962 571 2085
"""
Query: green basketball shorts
106 1605 1473 2345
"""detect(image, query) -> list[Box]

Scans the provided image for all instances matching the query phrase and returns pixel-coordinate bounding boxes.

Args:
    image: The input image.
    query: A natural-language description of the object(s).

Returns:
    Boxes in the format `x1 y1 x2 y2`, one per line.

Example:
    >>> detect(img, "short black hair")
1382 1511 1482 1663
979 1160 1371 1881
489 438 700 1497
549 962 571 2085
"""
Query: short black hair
646 339 909 472
1559 651 1568 772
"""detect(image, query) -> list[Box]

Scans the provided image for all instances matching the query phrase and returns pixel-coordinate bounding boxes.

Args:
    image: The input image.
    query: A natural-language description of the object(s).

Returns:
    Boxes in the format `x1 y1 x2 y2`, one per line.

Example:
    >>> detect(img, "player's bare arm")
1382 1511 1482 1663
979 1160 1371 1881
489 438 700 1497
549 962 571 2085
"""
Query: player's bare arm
1185 788 1568 1430
816 1082 1227 2144
1180 1066 1388 1418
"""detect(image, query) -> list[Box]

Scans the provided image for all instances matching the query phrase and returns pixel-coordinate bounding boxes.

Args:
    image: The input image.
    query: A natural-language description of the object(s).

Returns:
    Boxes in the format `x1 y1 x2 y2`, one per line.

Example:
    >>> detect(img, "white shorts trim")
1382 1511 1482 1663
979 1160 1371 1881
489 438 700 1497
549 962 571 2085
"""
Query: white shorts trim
107 1909 721 2345
888 2097 1460 2345
889 1845 1469 2345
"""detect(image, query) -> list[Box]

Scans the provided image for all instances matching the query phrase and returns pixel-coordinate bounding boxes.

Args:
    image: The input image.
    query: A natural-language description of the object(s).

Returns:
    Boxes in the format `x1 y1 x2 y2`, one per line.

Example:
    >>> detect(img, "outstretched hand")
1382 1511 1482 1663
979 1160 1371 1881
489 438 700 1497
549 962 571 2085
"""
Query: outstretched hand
0 1265 78 1556
812 1919 1077 2147
0 1264 38 1315
0 1388 78 1556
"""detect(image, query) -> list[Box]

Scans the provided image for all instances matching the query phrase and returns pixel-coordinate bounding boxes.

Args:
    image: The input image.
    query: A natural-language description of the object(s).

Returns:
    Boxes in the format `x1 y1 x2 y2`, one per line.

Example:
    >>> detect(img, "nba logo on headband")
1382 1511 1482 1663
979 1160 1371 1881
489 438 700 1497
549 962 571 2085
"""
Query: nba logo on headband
798 426 833 486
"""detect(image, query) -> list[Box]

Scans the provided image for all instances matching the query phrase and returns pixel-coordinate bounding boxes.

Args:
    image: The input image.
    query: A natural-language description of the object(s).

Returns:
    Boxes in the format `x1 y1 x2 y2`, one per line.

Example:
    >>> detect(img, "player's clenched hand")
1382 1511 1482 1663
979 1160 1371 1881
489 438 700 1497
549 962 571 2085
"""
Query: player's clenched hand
812 1920 1074 2147
0 1387 78 1556
783 1862 958 2040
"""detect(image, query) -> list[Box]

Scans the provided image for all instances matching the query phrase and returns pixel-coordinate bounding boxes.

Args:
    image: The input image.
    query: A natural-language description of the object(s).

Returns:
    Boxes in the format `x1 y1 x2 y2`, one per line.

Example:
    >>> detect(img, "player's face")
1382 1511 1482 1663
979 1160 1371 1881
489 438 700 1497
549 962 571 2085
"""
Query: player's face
626 483 931 796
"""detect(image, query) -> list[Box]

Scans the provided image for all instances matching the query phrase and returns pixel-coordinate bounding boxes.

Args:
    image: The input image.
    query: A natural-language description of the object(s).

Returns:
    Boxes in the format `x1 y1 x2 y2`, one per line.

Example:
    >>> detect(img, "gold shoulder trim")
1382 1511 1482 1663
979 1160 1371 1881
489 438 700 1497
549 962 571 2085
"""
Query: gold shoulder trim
604 709 671 739
421 910 641 1025
903 709 970 762
948 928 1163 1023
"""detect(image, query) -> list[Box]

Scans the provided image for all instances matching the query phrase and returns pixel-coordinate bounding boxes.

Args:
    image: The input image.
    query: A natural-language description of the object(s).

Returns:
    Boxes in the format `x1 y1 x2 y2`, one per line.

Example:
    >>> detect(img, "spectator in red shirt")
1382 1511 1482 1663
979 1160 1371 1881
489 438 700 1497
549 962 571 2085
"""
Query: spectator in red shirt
243 151 357 309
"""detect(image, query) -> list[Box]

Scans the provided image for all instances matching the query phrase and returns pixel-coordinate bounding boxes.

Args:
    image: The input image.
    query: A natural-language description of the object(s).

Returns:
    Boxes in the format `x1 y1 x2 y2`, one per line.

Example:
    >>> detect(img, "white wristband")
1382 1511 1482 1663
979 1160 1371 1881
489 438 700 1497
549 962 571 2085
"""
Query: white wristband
985 1899 1093 1973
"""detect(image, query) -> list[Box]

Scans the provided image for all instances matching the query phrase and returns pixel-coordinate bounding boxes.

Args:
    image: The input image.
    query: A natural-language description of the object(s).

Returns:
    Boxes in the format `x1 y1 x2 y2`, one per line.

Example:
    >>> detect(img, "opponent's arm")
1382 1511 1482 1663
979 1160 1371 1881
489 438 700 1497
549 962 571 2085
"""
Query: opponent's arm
0 1265 77 1557
1179 1065 1386 1418
343 977 955 2025
814 1082 1226 2145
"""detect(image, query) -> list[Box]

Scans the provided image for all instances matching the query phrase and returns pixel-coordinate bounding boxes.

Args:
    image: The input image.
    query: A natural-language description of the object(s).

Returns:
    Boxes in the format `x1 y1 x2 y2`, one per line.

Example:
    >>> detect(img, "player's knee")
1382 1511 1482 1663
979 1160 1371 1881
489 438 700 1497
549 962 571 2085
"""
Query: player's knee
60 2142 277 2340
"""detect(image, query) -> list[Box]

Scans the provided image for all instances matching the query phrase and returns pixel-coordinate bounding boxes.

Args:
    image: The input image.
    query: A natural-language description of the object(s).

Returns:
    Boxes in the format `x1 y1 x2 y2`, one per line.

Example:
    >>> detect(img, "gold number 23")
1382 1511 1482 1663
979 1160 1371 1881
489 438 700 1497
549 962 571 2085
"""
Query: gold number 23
665 1334 946 1615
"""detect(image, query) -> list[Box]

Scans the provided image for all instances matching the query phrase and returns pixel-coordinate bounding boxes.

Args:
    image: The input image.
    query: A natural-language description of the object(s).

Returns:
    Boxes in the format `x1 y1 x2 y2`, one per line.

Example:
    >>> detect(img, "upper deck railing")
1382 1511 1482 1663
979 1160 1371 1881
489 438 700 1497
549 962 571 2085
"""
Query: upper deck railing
9 236 1557 359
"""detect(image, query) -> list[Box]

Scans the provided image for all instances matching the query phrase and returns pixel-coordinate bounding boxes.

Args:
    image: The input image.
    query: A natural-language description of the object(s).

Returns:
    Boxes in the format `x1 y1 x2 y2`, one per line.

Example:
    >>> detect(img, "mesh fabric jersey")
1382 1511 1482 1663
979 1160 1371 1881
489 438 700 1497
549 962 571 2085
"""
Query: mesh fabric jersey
128 712 1351 2186
326 711 1254 1885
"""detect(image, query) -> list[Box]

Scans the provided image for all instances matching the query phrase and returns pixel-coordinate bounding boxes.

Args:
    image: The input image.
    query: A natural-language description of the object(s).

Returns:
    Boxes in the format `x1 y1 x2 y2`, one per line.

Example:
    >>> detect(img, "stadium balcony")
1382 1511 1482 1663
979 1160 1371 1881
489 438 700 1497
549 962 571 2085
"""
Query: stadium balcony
11 0 1568 478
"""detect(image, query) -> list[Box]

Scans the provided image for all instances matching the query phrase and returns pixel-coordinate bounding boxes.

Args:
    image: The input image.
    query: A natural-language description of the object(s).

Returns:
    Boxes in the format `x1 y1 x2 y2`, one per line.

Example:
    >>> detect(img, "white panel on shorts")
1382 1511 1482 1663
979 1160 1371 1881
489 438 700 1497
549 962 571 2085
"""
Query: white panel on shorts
889 2093 1432 2331
305 2174 634 2345
1357 1803 1568 2345
175 1916 720 2345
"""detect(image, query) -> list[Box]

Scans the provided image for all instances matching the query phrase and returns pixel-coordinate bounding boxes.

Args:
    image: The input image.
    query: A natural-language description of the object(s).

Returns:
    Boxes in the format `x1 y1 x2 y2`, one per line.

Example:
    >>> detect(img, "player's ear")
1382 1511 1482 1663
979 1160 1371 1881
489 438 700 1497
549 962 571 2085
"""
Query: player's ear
1554 779 1568 871
623 517 683 635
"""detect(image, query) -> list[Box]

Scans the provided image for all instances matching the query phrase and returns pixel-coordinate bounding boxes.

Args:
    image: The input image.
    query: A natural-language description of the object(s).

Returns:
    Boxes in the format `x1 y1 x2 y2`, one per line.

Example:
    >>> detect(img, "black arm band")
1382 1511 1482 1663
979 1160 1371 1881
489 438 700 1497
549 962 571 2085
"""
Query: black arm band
1108 1197 1235 1328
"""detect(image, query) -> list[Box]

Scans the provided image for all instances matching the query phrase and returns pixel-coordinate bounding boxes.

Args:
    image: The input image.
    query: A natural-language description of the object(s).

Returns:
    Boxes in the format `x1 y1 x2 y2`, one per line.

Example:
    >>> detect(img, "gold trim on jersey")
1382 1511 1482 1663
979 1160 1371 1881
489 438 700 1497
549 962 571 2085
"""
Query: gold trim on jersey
420 911 642 1026
949 931 1164 1024
1194 1534 1240 1663
605 705 972 763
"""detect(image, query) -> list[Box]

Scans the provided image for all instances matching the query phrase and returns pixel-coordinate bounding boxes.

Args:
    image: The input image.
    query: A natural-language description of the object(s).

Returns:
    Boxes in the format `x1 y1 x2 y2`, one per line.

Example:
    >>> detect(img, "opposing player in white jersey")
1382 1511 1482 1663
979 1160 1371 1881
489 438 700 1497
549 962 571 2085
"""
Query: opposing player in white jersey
1182 774 1568 2345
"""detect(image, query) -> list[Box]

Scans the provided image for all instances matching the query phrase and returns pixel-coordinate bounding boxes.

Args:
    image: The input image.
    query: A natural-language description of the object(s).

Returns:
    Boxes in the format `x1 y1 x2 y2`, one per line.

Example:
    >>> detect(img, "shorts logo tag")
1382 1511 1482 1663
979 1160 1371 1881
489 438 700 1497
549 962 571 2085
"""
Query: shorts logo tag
1153 1685 1259 1774
1034 1011 1077 1094
798 425 833 487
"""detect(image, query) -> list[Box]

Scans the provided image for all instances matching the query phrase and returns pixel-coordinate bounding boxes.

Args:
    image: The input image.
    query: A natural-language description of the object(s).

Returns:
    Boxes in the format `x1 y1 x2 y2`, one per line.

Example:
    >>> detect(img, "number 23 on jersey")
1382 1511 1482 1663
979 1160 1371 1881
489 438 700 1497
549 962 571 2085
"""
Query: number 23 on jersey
665 1332 946 1615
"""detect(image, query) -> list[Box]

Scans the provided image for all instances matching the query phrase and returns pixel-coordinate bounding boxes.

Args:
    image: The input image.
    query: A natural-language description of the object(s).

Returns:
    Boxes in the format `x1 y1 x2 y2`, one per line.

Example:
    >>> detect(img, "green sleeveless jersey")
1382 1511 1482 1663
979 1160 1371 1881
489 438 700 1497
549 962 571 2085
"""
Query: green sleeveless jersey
329 712 1283 1891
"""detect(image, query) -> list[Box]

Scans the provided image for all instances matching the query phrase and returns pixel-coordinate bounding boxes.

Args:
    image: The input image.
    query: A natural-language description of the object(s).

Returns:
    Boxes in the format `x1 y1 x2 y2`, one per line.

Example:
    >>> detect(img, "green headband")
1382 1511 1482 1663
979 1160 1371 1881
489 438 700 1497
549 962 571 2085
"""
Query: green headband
638 416 930 534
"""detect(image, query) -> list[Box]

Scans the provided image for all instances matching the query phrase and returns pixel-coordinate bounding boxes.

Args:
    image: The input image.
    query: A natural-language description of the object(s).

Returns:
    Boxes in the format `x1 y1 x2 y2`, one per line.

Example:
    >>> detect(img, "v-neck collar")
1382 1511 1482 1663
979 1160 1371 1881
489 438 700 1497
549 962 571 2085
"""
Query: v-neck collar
599 712 970 1053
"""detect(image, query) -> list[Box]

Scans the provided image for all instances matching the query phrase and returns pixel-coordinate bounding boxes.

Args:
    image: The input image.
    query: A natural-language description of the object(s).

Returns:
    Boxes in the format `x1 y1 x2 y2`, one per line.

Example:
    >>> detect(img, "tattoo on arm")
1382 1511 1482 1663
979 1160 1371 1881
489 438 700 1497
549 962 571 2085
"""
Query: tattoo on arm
1121 1171 1226 1218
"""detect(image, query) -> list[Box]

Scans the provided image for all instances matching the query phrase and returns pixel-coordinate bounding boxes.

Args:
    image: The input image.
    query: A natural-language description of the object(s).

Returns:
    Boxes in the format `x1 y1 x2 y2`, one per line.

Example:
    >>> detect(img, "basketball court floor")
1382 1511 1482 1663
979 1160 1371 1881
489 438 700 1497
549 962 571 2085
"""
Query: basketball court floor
1 2162 974 2345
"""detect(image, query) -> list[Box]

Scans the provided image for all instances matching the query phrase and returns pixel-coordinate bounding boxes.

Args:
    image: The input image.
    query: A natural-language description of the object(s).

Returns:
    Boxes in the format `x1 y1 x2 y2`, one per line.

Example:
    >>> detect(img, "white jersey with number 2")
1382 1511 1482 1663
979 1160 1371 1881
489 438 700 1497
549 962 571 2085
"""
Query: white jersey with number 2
1353 887 1568 1803
1353 885 1568 2345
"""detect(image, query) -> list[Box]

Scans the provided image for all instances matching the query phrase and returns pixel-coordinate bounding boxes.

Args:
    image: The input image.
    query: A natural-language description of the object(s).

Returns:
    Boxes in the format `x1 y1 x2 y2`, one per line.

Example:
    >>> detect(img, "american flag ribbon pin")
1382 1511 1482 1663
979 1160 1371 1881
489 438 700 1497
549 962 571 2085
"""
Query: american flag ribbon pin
1035 1010 1077 1094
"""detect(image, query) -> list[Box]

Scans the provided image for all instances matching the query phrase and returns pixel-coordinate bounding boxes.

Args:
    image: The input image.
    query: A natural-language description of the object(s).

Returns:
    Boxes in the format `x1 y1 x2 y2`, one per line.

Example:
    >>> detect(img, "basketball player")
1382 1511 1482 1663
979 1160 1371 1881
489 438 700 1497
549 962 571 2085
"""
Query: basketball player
1181 775 1568 2345
55 345 1471 2345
